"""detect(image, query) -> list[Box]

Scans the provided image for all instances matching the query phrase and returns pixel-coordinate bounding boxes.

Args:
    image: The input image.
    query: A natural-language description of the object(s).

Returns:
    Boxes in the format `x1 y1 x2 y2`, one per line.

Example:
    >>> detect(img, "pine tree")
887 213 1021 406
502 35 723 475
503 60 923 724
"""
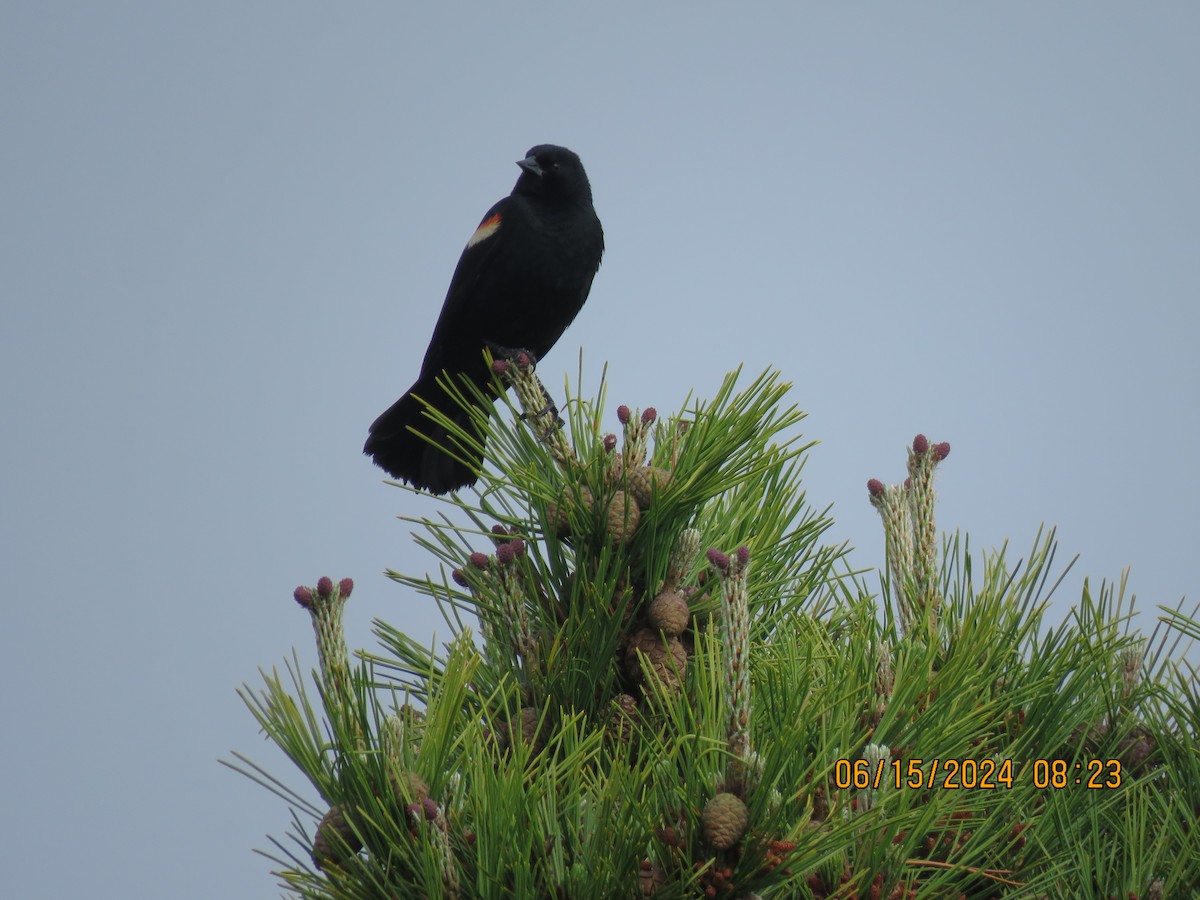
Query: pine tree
227 357 1200 898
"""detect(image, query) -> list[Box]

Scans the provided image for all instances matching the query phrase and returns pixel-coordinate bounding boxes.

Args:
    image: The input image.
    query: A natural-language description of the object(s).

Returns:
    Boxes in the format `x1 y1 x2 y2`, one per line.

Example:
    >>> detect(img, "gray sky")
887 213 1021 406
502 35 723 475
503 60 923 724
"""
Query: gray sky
3 3 1197 896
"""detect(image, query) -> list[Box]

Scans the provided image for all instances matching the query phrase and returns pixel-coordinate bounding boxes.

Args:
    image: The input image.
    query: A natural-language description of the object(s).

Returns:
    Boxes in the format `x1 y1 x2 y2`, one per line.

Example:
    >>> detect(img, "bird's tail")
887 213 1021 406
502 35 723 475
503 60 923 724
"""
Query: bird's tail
363 374 488 495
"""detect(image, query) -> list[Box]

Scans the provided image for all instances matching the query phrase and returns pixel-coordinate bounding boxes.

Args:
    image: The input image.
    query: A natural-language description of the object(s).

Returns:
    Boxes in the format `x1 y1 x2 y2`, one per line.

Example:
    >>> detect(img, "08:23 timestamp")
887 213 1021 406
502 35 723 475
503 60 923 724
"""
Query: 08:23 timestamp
834 757 1123 791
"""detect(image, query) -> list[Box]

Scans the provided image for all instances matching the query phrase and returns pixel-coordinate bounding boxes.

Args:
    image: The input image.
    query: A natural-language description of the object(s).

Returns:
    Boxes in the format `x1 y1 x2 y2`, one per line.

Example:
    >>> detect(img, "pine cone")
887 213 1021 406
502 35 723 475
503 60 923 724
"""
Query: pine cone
624 626 687 694
1119 727 1156 773
701 793 749 850
623 626 662 683
516 706 544 753
546 486 594 539
312 804 363 871
647 589 690 636
627 466 671 510
608 693 639 745
389 770 430 804
606 491 640 545
639 858 667 896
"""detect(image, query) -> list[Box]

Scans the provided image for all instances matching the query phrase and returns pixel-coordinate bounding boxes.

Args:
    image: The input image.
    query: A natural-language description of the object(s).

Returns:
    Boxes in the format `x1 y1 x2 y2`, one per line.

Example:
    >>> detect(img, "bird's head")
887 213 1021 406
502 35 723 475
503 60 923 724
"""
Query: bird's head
514 144 593 205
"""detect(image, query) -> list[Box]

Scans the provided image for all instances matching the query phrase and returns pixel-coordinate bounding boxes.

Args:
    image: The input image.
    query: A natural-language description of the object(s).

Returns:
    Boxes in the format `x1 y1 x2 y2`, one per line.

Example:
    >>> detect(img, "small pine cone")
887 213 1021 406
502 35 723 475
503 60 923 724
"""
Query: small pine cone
701 792 749 850
606 491 640 545
1119 728 1156 773
611 574 635 616
639 858 667 896
647 590 690 636
312 804 362 871
608 693 639 745
547 486 594 539
545 502 569 538
623 626 662 683
516 706 544 753
706 548 730 571
627 466 671 510
389 770 430 804
1072 720 1109 753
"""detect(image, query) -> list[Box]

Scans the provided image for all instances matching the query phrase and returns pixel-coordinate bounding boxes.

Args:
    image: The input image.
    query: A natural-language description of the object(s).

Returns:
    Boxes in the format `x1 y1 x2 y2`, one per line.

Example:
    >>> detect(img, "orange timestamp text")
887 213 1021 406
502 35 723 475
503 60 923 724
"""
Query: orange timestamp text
833 757 1123 791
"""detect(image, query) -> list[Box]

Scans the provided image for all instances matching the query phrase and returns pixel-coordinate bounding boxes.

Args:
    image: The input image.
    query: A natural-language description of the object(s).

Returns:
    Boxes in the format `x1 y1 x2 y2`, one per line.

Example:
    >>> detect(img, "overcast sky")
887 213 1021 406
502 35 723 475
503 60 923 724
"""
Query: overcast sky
3 3 1198 896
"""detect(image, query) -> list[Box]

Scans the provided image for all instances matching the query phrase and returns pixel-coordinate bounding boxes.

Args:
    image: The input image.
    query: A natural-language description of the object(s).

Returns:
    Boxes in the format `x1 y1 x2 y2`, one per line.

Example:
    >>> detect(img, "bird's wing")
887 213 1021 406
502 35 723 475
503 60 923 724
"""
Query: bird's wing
418 196 525 377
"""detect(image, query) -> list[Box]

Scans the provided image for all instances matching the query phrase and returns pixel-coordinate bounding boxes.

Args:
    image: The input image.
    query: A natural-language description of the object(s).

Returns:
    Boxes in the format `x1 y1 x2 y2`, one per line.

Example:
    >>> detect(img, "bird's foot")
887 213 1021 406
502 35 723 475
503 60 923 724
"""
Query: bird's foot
521 399 563 429
515 372 564 430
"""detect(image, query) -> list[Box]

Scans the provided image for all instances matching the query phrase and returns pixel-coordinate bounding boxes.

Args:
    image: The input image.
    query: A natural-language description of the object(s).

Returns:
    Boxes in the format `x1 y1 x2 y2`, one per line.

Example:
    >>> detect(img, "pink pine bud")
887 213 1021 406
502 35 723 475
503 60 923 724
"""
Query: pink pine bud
293 586 313 609
736 546 750 568
707 548 730 571
338 577 354 599
904 477 912 490
421 796 440 820
603 433 617 452
617 405 631 425
641 407 657 425
469 551 490 570
451 569 468 587
496 542 516 565
912 434 929 455
509 538 526 558
491 524 509 538
514 352 532 370
867 478 885 497
316 576 334 599
491 359 511 375
934 442 951 461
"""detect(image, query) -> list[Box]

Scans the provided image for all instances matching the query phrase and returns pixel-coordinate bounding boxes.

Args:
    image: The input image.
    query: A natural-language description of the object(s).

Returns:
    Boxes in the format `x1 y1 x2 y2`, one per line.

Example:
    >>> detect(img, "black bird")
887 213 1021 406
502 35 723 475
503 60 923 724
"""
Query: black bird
364 145 604 493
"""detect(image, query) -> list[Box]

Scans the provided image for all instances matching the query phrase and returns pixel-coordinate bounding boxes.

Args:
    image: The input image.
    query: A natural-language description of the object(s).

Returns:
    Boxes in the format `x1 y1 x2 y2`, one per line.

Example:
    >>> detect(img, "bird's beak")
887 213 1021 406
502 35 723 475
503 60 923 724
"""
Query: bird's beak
516 155 543 177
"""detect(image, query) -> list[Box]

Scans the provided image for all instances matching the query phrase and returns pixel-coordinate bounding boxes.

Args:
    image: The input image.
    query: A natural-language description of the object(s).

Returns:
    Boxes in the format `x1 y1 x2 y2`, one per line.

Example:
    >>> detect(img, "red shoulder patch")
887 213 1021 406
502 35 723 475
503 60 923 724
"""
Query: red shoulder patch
466 213 502 248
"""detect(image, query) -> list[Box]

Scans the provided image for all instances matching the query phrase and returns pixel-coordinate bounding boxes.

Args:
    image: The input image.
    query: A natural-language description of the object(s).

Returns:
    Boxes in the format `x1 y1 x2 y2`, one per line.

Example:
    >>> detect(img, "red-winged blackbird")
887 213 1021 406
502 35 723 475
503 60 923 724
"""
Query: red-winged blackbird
364 145 604 493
